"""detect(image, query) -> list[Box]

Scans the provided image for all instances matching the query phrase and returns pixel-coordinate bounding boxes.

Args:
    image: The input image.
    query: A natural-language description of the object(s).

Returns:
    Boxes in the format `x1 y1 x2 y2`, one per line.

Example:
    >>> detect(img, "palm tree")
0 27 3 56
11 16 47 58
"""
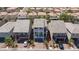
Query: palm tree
45 15 50 20
52 41 57 48
26 8 32 15
36 11 38 18
34 7 39 17
30 39 35 47
45 8 49 15
44 8 50 21
44 39 49 49
4 36 17 48
26 39 35 48
4 36 14 47
68 38 74 48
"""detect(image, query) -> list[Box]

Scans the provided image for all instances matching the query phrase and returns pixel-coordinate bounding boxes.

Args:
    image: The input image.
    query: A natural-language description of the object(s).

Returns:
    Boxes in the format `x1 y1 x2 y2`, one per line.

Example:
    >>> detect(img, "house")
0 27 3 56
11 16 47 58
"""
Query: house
65 22 79 48
48 12 58 20
70 7 79 13
47 8 53 12
17 11 27 20
38 12 46 16
0 12 8 20
6 12 18 21
48 20 68 44
22 7 29 12
32 19 48 42
65 22 79 39
36 8 42 11
0 22 15 42
13 20 31 43
28 12 37 17
6 7 20 13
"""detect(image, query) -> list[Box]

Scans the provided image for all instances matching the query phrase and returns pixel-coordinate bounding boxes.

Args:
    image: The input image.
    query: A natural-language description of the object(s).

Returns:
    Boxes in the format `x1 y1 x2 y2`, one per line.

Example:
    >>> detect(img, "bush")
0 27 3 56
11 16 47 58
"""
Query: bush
30 39 35 45
44 39 49 49
4 36 14 47
59 12 74 22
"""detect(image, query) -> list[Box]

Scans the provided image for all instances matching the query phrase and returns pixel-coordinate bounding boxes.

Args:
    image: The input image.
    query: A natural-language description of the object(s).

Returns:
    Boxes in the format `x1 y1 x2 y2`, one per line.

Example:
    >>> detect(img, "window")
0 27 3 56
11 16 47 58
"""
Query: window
35 32 44 37
35 28 38 29
35 32 38 37
39 28 42 29
39 32 43 37
18 33 27 37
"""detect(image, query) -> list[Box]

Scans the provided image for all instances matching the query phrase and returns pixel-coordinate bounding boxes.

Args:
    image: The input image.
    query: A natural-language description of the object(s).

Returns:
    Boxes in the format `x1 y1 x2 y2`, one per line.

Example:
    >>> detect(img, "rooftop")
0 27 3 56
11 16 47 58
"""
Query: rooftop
17 11 27 19
0 12 8 16
8 12 18 16
13 20 30 33
48 20 67 33
28 12 37 16
7 7 18 11
0 22 15 32
33 19 47 28
48 12 57 16
65 22 79 34
38 12 46 16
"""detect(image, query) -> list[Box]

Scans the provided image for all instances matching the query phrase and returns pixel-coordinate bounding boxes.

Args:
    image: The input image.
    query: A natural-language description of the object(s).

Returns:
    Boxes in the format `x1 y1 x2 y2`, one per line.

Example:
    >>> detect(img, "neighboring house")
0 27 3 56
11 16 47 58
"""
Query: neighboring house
0 12 8 20
47 8 53 12
17 11 27 20
32 19 48 42
6 12 18 21
28 12 37 17
48 12 58 20
65 22 79 39
22 7 31 12
0 22 15 42
36 8 42 11
6 7 20 13
48 20 68 44
38 12 46 17
13 20 31 43
65 23 79 48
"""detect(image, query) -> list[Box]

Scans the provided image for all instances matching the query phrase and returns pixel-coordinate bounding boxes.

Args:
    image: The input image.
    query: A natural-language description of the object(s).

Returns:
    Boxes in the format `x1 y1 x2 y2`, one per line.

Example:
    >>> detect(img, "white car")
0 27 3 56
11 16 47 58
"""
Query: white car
24 41 27 47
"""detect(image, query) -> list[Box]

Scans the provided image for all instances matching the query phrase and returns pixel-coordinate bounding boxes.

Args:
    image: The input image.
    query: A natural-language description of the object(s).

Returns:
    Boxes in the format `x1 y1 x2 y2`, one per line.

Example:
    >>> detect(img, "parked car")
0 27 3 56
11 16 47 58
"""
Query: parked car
76 44 79 48
74 39 79 48
59 43 64 50
24 41 27 47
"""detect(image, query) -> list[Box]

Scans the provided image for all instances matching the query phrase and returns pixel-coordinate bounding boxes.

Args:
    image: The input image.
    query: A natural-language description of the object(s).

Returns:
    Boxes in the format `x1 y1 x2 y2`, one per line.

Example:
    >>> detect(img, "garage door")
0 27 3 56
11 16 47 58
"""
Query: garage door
0 37 5 43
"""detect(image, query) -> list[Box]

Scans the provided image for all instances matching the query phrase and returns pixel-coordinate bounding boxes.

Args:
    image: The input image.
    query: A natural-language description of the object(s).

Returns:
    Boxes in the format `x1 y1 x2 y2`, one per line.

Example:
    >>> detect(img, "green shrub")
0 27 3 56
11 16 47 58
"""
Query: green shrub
4 36 14 47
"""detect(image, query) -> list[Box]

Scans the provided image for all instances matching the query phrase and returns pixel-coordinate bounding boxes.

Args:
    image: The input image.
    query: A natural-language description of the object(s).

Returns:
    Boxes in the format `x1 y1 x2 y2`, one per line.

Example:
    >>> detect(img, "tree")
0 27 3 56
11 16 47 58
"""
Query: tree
39 8 43 12
29 16 34 20
4 36 14 47
67 9 73 13
45 10 49 15
68 38 74 48
30 39 35 47
45 15 50 20
26 8 32 15
44 39 49 49
36 11 38 17
59 12 74 22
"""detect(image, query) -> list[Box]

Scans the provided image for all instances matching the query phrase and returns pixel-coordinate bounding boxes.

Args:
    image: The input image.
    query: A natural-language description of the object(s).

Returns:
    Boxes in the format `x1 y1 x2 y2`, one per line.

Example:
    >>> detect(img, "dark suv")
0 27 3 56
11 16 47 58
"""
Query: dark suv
59 43 64 50
74 39 79 48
